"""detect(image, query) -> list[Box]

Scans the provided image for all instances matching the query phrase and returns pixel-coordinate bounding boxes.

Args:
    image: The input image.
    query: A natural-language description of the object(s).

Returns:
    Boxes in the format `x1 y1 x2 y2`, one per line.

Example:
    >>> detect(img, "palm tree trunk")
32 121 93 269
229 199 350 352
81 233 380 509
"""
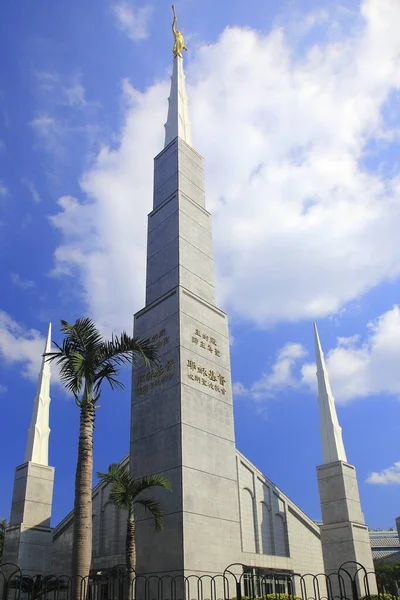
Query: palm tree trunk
126 509 135 600
72 397 95 600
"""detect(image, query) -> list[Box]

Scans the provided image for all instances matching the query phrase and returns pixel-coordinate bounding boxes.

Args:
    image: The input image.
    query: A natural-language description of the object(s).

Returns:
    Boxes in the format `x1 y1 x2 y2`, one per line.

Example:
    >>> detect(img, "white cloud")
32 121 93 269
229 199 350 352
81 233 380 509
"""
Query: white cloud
0 384 7 394
31 115 100 159
21 178 42 203
30 116 63 153
31 72 100 158
302 305 400 402
234 343 307 400
11 273 36 291
238 305 400 404
50 0 400 333
50 81 166 332
0 311 48 380
366 462 400 484
0 181 8 197
112 3 153 41
35 71 88 109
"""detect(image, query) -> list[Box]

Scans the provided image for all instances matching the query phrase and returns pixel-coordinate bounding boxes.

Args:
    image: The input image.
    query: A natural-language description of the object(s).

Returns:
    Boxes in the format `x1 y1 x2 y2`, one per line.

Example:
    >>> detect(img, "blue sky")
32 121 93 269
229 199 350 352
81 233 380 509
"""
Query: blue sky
1 0 400 532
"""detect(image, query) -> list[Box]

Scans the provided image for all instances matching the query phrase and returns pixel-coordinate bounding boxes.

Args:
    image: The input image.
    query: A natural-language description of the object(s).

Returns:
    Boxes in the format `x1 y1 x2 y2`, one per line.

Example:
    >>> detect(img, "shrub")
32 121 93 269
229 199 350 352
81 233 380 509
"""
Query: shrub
230 595 302 600
360 595 398 600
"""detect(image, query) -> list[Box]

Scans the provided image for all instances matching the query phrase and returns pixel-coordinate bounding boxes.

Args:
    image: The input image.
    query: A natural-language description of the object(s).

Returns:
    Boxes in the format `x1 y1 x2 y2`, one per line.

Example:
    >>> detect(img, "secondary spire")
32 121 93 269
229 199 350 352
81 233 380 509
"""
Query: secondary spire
164 5 192 147
24 322 52 465
314 323 347 464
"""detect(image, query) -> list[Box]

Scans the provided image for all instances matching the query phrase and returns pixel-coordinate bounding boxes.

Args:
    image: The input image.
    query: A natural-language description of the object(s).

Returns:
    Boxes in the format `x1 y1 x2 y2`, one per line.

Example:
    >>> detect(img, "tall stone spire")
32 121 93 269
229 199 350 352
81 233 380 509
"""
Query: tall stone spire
164 6 192 148
2 324 55 575
130 8 240 578
24 323 52 465
314 323 347 464
315 325 376 594
164 56 192 147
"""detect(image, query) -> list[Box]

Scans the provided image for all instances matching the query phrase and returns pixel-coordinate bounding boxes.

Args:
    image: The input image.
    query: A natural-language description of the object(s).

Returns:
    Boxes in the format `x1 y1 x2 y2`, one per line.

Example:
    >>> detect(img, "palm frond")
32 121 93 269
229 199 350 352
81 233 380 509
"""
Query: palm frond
61 318 104 355
135 497 164 531
94 361 126 393
46 319 105 397
97 463 132 486
97 332 159 368
97 464 133 509
45 338 85 396
97 464 171 531
108 485 131 509
131 474 172 496
49 319 157 407
9 575 68 599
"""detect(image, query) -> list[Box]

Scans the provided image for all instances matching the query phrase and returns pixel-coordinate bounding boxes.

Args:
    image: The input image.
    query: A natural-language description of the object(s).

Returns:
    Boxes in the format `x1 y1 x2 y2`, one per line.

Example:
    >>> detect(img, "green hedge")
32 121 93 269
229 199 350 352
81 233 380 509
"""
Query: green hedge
230 595 302 600
360 596 398 600
232 595 396 600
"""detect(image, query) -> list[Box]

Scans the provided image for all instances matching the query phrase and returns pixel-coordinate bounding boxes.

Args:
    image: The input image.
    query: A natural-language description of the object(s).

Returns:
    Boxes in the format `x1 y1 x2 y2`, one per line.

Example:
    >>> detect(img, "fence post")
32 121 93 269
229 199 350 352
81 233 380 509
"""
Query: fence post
236 581 242 600
351 578 358 600
3 579 9 600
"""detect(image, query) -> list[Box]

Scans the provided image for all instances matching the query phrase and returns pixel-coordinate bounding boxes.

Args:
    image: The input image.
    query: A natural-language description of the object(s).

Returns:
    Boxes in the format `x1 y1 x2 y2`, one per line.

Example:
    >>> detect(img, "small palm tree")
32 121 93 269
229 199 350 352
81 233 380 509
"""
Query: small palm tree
97 463 172 592
8 574 69 600
46 318 158 600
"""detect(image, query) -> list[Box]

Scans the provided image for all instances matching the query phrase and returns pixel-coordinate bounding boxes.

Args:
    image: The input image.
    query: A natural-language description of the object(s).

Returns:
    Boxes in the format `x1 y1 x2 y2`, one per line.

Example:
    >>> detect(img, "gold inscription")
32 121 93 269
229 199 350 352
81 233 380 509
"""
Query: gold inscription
150 328 169 350
187 359 227 395
136 359 175 396
191 329 220 357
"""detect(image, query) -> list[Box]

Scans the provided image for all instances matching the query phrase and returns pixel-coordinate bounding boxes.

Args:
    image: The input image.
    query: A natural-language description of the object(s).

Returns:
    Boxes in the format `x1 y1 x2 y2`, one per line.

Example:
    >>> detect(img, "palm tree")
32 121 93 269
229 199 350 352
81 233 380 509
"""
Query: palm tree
46 318 157 600
0 518 8 563
97 463 172 596
8 574 69 599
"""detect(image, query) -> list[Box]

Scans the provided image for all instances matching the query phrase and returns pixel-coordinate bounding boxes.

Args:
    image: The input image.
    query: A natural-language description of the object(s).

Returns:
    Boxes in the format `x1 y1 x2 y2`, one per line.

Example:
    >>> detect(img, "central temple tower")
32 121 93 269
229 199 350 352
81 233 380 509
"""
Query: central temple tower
130 19 241 577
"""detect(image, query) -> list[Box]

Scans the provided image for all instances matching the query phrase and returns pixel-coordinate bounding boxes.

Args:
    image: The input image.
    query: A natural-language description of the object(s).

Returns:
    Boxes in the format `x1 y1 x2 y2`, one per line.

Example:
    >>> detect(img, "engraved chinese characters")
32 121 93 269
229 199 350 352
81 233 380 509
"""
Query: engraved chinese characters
135 327 172 396
136 358 175 396
135 325 227 398
191 328 221 357
186 360 227 395
187 326 227 395
150 328 169 349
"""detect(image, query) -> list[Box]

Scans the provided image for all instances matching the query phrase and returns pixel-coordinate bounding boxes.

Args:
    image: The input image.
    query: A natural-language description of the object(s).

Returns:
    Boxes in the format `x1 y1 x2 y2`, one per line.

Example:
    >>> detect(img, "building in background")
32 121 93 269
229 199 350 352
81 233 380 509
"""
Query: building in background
370 528 400 562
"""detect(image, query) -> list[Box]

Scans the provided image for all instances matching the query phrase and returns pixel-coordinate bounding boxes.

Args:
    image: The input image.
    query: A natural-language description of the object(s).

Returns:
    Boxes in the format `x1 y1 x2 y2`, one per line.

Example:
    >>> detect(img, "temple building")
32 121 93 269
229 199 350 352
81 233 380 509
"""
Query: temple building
3 10 376 588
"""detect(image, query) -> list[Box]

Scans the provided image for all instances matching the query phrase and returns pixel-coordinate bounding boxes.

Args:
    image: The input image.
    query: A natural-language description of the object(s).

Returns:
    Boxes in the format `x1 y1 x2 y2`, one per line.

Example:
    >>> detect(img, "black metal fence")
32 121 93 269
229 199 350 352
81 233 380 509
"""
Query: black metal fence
0 562 397 600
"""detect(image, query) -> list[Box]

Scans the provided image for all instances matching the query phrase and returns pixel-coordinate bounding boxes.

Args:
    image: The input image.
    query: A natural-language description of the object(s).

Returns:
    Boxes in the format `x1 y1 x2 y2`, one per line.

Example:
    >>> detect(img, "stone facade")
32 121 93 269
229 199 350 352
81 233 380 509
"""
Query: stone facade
236 453 325 575
51 451 325 578
131 138 241 576
51 456 130 575
314 327 377 593
3 326 54 575
317 461 377 593
3 462 54 575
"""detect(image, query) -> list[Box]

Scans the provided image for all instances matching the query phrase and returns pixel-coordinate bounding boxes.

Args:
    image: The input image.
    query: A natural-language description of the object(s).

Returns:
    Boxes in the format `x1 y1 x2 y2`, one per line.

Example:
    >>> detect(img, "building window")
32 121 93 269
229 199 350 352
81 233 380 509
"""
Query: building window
243 567 294 598
274 513 289 557
241 488 257 553
258 501 273 555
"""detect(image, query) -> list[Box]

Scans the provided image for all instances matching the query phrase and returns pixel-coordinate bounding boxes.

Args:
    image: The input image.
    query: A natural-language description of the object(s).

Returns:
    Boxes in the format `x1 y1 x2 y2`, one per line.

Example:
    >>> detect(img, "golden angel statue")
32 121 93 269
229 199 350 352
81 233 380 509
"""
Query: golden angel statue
172 5 187 58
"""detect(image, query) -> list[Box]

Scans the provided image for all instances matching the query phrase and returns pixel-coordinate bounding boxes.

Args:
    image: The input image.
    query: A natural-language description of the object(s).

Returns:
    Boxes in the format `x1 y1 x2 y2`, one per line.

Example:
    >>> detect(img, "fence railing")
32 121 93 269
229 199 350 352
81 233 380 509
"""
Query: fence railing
0 562 397 600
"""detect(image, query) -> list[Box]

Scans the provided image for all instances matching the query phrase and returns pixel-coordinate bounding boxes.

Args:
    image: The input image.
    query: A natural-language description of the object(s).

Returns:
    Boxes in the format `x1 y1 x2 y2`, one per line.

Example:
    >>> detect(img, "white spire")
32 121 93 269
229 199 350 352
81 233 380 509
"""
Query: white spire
24 323 52 466
314 323 347 465
164 55 192 147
